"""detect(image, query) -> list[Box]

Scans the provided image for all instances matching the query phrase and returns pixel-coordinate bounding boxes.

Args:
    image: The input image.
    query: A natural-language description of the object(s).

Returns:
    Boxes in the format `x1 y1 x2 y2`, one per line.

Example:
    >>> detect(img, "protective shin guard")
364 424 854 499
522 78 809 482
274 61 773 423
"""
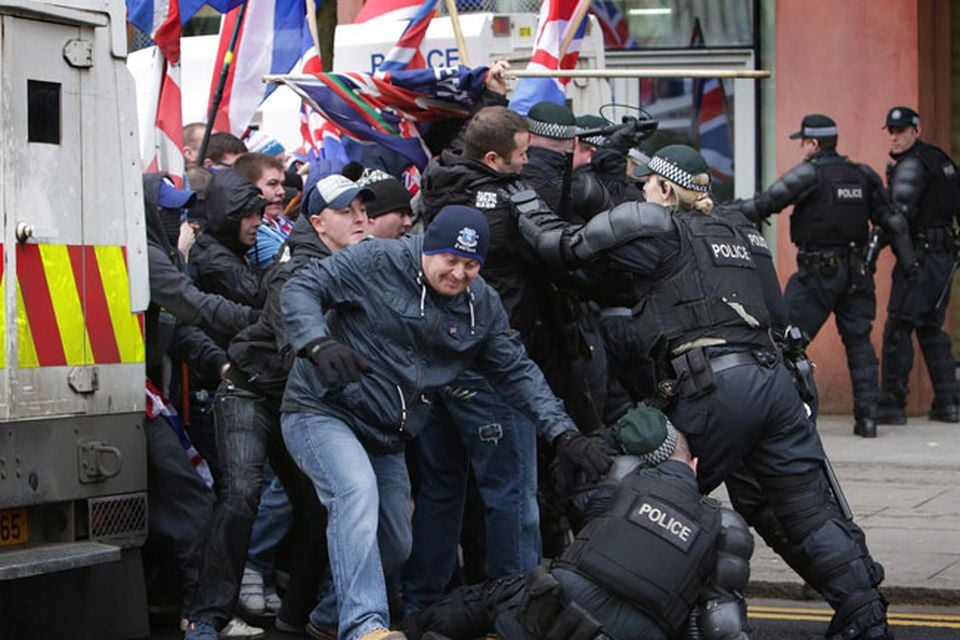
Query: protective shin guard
842 334 879 417
880 319 914 404
917 326 959 402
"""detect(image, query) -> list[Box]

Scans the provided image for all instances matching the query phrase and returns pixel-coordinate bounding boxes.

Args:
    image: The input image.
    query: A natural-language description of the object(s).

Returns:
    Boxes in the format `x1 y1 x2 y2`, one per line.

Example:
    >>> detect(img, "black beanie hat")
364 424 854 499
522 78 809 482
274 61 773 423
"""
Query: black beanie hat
423 205 489 264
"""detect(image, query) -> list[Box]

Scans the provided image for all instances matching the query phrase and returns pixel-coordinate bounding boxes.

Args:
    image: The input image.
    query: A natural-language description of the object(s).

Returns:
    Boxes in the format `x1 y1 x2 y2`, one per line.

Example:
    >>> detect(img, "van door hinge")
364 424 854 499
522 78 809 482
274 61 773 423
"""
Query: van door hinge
63 39 93 68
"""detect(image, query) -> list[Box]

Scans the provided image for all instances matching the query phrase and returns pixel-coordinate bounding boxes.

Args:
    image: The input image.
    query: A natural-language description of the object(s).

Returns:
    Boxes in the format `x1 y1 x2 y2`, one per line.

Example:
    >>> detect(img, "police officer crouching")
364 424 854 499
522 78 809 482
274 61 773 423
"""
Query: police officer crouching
878 106 960 425
734 114 917 438
406 405 754 640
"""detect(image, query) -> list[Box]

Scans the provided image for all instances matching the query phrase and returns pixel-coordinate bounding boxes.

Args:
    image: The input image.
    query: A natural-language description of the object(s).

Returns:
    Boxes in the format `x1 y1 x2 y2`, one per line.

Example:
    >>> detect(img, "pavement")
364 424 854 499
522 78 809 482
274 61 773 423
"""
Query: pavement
711 414 960 606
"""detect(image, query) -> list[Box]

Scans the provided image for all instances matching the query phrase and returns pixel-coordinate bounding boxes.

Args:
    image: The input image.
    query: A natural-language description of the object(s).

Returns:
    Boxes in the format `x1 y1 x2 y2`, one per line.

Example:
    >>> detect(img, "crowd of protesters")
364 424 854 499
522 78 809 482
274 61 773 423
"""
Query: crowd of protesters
133 61 949 640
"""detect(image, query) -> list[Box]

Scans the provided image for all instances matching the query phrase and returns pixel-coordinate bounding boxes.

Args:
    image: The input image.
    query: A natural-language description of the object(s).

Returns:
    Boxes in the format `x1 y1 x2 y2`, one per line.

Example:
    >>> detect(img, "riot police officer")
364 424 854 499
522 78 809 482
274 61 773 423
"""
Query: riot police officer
406 405 754 640
734 114 917 438
878 106 960 424
513 145 893 640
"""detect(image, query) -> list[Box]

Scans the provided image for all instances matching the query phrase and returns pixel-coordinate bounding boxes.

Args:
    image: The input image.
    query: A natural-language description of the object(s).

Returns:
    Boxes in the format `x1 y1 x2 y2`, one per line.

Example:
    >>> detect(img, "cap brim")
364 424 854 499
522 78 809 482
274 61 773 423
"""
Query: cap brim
788 130 804 140
632 164 654 179
325 186 376 210
158 181 197 208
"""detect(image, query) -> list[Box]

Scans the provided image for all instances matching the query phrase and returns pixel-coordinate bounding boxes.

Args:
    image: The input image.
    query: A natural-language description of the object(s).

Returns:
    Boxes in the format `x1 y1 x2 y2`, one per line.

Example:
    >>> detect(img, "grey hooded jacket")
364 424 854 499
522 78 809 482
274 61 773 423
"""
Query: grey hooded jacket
280 234 577 454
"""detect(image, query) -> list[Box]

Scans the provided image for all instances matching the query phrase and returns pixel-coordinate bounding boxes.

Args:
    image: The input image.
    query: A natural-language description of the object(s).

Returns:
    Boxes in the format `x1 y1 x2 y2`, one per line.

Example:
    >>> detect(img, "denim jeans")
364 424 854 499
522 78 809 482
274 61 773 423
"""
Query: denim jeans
282 411 412 639
188 385 328 629
403 373 540 614
247 472 294 579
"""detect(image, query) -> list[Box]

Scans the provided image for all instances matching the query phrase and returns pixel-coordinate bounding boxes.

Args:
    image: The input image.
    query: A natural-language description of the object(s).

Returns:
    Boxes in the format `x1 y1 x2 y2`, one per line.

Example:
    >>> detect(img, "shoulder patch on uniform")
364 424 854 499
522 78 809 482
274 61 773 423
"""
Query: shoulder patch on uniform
628 496 700 552
943 163 956 178
474 191 498 209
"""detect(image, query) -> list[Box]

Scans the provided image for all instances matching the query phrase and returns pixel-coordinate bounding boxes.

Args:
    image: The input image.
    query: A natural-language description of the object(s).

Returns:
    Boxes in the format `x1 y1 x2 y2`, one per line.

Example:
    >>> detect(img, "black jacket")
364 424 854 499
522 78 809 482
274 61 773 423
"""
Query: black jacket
189 170 267 308
143 173 253 392
227 215 333 403
421 150 550 338
522 146 612 223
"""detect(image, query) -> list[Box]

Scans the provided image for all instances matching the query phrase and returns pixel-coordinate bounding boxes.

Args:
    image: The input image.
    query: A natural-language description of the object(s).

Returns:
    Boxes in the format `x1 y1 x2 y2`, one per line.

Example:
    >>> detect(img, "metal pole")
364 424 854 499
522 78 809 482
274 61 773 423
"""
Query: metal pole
197 1 249 165
263 67 771 84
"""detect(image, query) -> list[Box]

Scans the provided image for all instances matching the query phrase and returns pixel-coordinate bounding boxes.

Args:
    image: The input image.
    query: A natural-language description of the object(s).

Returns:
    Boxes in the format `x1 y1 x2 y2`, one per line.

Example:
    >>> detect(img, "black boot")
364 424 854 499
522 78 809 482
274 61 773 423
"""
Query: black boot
928 400 959 423
875 404 906 425
854 417 877 438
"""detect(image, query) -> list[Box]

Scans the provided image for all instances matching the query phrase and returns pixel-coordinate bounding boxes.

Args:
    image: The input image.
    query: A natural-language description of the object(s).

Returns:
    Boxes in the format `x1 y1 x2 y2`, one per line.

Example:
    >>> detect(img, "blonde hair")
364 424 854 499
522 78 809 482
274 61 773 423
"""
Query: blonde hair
662 173 714 214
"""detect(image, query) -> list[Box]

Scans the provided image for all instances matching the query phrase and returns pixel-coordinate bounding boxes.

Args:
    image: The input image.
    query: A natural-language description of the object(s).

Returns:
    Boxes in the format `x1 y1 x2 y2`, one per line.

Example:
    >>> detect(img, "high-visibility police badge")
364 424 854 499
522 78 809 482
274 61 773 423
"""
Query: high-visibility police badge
474 191 498 209
456 227 479 255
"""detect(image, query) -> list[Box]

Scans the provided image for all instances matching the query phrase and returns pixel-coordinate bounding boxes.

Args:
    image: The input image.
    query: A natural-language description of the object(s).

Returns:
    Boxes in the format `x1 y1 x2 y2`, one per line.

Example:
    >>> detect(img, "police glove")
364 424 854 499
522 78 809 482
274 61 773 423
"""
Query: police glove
302 337 371 385
554 430 615 484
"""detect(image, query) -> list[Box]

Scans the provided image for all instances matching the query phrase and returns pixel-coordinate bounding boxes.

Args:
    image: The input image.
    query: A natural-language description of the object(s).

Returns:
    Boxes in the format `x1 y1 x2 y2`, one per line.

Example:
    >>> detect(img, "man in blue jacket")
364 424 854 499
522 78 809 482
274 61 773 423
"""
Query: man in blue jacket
279 205 615 640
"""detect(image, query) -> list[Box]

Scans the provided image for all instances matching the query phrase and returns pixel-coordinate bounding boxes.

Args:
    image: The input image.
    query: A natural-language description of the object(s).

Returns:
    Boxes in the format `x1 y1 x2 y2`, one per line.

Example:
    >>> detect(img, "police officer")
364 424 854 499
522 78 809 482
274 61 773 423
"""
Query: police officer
406 405 754 640
513 145 893 640
878 106 960 424
734 114 917 438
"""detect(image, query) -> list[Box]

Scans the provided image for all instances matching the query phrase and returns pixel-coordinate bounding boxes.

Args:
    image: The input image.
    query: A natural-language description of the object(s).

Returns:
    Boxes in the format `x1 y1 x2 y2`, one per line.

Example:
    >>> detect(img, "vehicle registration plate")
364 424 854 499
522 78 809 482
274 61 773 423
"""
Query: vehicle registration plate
0 508 27 546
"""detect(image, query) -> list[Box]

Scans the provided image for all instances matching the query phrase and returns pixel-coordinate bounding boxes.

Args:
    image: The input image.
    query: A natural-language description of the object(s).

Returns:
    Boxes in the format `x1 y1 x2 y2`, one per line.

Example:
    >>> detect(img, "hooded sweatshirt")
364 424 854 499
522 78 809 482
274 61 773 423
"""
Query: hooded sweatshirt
189 169 267 308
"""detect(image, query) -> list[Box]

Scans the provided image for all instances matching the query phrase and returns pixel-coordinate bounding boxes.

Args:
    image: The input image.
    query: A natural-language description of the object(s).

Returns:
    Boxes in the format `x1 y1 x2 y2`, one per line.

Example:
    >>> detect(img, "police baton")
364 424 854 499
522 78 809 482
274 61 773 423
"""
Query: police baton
823 456 853 521
934 247 960 312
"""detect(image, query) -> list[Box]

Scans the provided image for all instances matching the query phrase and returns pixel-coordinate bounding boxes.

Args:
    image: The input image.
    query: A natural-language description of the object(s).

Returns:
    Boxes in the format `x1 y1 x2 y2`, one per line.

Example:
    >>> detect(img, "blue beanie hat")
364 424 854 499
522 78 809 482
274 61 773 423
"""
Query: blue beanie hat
423 205 489 265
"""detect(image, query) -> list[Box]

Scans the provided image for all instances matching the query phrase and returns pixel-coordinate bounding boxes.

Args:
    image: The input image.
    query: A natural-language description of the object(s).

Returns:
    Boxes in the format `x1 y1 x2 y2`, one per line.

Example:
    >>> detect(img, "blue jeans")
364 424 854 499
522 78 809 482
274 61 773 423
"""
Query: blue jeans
247 472 293 579
403 374 540 614
282 411 412 639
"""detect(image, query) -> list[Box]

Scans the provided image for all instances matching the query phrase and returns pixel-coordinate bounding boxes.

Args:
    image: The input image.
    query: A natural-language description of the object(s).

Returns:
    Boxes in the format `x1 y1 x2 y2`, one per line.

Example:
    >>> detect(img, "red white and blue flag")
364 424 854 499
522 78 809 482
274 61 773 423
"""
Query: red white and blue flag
146 381 214 488
353 0 423 23
690 18 733 182
508 0 591 115
377 0 439 71
280 66 488 169
178 0 244 25
126 0 184 184
590 0 635 49
208 0 309 137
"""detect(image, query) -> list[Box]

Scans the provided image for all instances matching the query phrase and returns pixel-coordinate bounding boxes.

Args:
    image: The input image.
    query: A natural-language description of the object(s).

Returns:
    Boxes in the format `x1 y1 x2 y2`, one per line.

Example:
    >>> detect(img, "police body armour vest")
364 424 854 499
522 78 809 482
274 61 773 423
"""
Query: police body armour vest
633 210 770 353
902 142 960 231
790 156 872 247
561 468 721 636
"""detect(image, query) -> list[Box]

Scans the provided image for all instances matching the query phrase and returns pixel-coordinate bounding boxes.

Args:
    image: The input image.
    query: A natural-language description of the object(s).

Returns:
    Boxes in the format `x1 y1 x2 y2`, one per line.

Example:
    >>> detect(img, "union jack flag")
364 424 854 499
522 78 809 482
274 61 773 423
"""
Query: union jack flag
377 0 439 71
279 66 488 169
690 18 733 182
146 380 214 488
508 0 591 115
589 0 635 50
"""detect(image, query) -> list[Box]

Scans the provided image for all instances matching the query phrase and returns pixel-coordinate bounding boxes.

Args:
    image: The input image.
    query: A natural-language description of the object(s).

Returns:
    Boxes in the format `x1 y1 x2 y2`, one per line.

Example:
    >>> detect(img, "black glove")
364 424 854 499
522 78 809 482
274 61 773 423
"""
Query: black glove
303 337 371 385
554 431 615 484
505 185 552 220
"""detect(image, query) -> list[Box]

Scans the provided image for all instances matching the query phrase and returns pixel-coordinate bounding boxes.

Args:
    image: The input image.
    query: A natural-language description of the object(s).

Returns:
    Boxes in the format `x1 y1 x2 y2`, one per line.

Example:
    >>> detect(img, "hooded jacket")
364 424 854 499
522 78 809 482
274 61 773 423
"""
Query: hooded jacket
228 214 333 403
421 150 549 339
189 169 267 308
142 173 255 390
280 234 577 454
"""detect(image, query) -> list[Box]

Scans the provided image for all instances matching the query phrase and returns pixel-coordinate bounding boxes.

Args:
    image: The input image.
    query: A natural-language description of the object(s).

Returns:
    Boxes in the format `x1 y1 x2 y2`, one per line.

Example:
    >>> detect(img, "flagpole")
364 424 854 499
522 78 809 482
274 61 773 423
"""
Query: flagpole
264 68 770 83
305 0 321 55
198 1 249 164
443 0 470 66
557 0 594 63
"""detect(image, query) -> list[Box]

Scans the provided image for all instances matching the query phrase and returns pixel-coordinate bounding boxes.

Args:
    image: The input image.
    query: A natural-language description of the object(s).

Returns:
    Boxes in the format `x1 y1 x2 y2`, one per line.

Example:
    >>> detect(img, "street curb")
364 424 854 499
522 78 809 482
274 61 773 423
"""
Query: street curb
747 581 960 607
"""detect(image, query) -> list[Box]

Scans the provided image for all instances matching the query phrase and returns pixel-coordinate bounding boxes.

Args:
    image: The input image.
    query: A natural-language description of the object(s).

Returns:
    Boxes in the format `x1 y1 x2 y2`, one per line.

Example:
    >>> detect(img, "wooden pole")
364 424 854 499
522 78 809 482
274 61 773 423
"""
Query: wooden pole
557 0 594 63
443 0 470 66
305 0 321 55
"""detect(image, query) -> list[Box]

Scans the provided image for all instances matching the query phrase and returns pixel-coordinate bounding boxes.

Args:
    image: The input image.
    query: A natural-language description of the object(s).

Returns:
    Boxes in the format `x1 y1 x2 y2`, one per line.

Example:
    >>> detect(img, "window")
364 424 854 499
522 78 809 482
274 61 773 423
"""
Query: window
28 80 61 144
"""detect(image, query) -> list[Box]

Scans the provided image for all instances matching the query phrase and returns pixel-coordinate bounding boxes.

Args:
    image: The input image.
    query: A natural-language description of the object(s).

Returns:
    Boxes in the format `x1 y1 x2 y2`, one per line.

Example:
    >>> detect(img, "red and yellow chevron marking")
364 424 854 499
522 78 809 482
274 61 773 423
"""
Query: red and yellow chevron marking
0 243 144 368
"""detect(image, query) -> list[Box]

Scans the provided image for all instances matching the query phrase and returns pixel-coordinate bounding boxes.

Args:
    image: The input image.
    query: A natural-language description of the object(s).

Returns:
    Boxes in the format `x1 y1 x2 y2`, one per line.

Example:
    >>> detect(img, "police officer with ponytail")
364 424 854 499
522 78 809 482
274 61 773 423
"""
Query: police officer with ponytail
878 106 960 425
512 144 893 640
733 114 916 438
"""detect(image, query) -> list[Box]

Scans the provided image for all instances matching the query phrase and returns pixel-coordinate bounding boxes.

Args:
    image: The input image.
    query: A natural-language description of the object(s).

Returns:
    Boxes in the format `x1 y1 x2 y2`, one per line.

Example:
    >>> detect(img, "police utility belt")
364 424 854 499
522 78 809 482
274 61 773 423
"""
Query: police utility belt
796 244 866 277
668 346 778 400
914 227 957 254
